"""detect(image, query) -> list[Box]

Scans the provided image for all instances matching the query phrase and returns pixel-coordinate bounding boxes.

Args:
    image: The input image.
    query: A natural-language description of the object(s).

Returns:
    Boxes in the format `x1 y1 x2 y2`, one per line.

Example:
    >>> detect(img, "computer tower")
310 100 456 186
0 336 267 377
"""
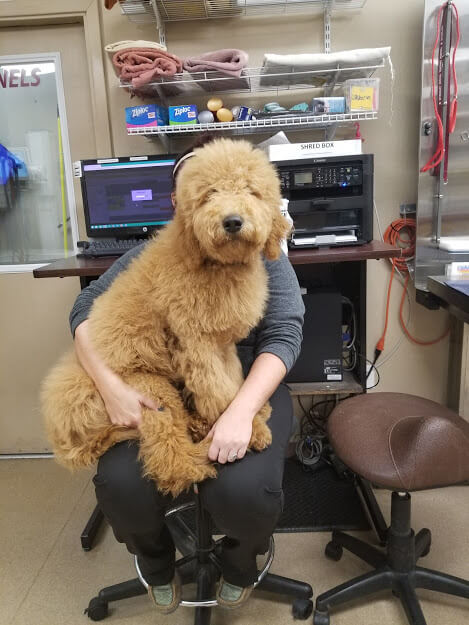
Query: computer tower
286 290 343 383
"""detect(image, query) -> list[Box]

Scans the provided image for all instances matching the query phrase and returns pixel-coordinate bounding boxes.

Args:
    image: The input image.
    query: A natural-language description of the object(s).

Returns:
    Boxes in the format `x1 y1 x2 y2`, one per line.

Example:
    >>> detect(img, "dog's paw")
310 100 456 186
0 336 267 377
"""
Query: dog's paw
250 419 272 452
160 463 217 497
188 417 212 443
257 403 272 422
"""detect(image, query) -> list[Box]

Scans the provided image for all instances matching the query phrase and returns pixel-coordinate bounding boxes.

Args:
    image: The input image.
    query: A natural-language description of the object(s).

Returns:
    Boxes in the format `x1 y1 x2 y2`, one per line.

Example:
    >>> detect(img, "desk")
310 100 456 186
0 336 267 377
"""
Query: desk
34 240 399 549
35 241 399 393
428 277 469 419
34 241 399 279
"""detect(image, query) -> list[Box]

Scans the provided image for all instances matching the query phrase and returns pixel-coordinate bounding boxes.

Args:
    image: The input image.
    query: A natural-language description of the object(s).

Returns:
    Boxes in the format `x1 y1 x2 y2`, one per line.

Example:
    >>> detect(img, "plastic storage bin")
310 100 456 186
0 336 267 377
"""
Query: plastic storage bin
344 78 380 113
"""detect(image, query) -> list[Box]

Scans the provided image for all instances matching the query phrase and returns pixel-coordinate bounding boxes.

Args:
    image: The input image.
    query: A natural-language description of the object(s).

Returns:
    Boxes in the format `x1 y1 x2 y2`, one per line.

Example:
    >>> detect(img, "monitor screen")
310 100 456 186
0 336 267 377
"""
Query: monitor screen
80 156 176 237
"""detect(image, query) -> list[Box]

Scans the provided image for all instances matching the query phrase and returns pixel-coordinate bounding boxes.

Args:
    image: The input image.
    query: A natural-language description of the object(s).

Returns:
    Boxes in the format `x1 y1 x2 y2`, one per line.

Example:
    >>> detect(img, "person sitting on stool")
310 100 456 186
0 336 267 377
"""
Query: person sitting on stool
70 140 304 613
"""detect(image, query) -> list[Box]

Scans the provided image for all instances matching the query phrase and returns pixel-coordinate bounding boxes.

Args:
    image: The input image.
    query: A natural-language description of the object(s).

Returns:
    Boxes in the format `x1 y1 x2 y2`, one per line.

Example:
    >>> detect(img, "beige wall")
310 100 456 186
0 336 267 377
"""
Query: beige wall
99 0 449 402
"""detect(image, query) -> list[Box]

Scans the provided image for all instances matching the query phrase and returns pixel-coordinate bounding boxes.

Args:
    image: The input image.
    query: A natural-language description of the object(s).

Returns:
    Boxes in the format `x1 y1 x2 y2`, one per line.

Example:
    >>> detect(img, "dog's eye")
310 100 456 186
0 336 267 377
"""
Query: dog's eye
250 189 262 199
202 190 215 202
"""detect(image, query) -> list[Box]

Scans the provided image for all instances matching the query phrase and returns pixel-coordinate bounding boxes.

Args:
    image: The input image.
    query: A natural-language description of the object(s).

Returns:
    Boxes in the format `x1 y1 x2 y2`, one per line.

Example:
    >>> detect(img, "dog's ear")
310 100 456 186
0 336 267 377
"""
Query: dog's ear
263 211 291 260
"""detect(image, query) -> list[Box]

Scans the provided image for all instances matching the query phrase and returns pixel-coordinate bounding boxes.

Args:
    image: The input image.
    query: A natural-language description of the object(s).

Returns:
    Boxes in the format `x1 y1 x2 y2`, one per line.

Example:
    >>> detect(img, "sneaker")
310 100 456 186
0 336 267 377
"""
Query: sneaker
148 573 181 614
216 577 253 610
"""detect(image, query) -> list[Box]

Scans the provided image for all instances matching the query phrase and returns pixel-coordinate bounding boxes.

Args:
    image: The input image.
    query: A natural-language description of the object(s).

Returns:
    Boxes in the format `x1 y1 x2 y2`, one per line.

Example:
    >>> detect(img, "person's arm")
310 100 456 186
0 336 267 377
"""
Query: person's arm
207 253 304 463
74 320 159 428
69 244 144 337
71 245 159 427
207 352 286 463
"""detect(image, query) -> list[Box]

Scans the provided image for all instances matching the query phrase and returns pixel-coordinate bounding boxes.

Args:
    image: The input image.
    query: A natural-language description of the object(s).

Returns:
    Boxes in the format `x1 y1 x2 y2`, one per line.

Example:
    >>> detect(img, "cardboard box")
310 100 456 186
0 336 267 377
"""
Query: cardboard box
125 104 168 129
311 97 346 114
169 105 198 125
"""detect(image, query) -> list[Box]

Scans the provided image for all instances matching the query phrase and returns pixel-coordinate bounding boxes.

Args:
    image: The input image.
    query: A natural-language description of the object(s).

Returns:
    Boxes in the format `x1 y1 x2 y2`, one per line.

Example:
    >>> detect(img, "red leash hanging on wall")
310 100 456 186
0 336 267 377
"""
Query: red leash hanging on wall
420 1 460 180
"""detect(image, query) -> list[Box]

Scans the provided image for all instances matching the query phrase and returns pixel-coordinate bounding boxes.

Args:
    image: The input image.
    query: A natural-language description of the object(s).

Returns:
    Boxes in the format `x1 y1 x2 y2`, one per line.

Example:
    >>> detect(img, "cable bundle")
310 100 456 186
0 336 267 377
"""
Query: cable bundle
376 218 449 358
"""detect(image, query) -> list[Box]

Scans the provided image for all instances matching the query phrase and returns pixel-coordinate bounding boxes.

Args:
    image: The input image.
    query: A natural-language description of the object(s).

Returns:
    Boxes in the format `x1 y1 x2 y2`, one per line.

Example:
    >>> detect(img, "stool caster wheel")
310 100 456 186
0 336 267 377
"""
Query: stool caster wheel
313 610 330 625
85 597 109 621
325 541 343 562
292 598 313 620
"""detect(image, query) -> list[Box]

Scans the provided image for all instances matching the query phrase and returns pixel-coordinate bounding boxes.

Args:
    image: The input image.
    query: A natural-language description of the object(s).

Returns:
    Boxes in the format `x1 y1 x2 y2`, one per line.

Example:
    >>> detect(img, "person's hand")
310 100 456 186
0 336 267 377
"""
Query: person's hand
206 406 253 464
100 377 160 428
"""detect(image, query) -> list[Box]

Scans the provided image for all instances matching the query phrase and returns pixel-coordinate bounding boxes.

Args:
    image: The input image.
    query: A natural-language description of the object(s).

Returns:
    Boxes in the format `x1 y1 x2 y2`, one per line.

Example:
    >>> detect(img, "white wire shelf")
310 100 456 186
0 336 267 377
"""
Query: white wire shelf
127 111 377 136
120 0 367 23
120 61 384 98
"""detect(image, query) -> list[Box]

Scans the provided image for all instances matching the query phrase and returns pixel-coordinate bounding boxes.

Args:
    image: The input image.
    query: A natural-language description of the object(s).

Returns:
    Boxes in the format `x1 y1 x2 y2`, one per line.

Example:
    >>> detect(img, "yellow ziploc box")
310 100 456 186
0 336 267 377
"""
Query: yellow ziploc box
344 78 380 113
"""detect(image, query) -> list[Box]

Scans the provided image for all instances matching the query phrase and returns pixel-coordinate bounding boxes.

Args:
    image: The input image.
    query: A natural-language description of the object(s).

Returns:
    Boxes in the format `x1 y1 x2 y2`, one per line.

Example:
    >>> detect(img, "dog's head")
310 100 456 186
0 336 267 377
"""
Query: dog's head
173 138 289 265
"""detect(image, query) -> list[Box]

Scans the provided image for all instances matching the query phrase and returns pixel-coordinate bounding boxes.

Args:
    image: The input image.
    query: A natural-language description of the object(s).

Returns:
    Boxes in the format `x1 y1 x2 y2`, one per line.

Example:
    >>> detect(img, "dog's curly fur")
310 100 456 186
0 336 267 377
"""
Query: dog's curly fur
41 138 289 496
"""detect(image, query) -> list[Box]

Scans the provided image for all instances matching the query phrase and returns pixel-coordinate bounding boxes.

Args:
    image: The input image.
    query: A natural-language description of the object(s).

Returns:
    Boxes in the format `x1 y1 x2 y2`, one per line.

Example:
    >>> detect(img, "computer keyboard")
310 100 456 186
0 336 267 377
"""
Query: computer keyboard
77 239 145 258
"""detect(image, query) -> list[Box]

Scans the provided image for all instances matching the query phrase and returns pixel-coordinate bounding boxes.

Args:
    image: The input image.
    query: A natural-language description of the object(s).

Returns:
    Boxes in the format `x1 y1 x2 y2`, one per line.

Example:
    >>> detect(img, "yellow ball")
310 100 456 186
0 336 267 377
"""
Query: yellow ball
207 97 223 112
216 108 234 122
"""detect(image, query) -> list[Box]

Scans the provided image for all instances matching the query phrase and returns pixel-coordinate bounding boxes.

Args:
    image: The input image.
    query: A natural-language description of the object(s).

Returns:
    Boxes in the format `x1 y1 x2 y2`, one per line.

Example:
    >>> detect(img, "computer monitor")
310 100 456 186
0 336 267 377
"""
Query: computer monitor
80 154 176 238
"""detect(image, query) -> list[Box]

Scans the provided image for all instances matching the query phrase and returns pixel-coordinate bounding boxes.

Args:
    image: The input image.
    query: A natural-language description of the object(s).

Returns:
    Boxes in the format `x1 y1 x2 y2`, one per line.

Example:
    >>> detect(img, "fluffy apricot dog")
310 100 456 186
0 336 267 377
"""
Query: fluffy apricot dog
41 138 289 496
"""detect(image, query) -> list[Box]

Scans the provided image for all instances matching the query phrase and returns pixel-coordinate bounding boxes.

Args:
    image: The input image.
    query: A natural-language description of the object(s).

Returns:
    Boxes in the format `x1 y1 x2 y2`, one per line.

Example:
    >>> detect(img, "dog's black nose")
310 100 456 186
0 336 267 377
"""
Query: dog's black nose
223 215 243 234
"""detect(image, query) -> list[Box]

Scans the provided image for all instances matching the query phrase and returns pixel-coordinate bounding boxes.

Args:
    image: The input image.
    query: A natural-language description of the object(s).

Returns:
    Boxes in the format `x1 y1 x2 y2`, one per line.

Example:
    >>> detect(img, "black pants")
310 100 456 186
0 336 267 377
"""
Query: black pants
93 384 293 587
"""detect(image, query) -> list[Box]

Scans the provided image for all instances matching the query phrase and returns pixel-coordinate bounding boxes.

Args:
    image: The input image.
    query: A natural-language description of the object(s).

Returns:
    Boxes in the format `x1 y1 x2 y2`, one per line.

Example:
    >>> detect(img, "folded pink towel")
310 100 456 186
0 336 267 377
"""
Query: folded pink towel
183 49 249 77
113 48 183 88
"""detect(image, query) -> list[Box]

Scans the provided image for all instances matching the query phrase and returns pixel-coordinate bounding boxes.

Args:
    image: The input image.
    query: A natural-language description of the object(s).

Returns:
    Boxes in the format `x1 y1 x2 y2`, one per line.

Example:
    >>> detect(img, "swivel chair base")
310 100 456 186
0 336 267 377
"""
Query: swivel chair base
85 493 313 624
313 491 469 625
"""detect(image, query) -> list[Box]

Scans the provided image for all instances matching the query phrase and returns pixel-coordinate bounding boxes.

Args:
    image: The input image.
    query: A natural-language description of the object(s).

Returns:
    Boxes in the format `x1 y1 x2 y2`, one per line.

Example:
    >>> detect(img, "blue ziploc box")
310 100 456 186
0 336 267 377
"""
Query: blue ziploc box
169 104 198 125
126 104 168 129
311 97 346 114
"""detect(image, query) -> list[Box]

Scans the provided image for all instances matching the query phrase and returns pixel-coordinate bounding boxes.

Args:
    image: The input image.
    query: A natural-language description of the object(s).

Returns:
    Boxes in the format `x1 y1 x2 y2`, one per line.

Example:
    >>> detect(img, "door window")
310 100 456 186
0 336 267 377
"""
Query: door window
0 54 77 270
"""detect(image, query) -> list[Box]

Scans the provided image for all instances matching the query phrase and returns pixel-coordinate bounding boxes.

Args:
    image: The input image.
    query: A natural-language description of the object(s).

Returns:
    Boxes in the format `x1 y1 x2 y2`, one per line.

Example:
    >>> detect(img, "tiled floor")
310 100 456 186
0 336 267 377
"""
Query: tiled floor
1 459 468 625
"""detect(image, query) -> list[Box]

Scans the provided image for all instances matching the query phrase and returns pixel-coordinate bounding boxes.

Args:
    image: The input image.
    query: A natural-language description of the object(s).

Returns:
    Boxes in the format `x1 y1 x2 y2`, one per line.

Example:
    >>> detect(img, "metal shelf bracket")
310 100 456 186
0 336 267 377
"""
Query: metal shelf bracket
324 2 332 54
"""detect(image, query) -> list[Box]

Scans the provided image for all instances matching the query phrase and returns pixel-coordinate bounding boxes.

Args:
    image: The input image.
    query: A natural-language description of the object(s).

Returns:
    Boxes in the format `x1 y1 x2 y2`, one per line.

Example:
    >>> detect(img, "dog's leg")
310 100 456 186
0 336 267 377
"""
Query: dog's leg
128 372 217 496
250 403 273 451
176 340 245 427
138 405 216 497
41 351 137 470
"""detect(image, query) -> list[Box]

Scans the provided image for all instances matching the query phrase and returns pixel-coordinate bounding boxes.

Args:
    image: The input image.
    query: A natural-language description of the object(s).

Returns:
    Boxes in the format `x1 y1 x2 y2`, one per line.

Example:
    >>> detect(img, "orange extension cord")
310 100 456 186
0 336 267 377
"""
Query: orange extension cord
376 218 449 354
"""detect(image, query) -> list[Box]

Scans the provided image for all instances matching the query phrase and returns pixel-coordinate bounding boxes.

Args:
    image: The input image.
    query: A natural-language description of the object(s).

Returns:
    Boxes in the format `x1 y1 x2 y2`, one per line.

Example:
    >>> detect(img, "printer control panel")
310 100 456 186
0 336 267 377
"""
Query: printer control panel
280 164 363 192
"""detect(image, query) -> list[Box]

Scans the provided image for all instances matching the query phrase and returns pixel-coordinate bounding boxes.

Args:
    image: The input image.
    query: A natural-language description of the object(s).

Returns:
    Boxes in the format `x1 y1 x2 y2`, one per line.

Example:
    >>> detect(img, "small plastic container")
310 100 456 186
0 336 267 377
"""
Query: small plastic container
344 78 380 113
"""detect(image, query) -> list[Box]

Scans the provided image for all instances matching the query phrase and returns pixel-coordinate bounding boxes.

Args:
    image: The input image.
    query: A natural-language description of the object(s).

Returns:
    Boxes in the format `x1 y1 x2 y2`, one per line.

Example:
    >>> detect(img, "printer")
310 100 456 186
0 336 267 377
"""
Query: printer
275 154 374 249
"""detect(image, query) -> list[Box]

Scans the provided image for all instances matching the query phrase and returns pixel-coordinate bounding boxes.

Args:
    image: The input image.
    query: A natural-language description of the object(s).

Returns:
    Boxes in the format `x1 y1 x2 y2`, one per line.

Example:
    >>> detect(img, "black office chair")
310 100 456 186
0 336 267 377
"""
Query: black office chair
85 485 313 624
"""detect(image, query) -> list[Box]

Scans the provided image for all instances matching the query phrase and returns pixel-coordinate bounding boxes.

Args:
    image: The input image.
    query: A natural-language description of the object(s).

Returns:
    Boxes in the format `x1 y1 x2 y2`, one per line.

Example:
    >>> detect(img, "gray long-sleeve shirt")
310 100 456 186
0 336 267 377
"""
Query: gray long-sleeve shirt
70 245 304 375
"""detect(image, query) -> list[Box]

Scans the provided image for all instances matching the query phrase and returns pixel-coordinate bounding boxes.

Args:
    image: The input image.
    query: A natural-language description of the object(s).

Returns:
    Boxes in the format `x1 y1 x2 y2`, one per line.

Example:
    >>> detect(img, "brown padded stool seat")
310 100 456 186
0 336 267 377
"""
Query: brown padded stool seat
328 392 469 492
313 392 469 625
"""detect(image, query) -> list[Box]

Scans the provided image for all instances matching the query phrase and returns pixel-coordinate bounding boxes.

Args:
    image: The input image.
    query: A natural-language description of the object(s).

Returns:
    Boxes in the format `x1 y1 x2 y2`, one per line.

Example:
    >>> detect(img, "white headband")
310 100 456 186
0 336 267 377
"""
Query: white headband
173 151 196 177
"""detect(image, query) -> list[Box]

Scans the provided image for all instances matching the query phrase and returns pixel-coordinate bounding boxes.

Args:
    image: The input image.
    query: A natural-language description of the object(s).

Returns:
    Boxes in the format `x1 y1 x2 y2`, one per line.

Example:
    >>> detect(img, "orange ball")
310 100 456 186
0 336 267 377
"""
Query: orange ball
216 107 234 122
207 97 223 112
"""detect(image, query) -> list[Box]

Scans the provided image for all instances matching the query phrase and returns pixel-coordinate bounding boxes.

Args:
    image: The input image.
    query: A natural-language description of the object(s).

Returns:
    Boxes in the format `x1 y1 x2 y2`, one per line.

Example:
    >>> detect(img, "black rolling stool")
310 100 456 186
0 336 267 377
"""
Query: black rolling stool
312 392 469 625
85 484 313 624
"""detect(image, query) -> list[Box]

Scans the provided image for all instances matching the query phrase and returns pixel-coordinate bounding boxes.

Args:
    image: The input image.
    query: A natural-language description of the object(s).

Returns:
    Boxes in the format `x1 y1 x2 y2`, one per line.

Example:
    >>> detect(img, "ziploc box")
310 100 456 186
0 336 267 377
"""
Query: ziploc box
126 104 168 129
169 104 198 125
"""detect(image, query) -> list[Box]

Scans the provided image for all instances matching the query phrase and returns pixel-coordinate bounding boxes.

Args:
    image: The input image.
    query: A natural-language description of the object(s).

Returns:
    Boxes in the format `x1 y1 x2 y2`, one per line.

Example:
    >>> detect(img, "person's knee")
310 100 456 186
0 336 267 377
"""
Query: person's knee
94 441 141 496
93 441 164 534
202 469 283 535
